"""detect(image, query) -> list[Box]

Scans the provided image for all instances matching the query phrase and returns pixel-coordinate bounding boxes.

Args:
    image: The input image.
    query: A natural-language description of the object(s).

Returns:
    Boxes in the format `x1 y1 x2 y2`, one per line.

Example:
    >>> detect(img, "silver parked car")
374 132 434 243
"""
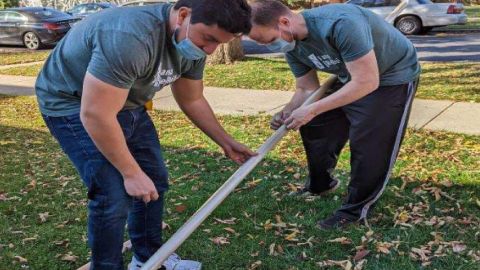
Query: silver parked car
347 0 468 35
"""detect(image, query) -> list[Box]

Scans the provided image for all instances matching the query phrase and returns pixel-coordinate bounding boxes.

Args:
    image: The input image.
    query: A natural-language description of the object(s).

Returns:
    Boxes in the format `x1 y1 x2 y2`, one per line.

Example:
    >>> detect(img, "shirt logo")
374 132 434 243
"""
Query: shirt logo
153 66 180 88
308 54 341 70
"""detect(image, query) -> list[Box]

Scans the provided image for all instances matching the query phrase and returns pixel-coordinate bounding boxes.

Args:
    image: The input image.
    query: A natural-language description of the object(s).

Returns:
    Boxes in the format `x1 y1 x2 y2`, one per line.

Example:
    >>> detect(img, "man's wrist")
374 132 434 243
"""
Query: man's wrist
120 164 143 179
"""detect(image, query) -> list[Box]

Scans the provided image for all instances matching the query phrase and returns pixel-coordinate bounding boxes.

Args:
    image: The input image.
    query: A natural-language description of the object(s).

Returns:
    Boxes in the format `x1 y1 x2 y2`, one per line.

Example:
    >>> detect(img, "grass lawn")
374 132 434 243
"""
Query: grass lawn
0 58 479 103
0 51 50 66
0 95 479 269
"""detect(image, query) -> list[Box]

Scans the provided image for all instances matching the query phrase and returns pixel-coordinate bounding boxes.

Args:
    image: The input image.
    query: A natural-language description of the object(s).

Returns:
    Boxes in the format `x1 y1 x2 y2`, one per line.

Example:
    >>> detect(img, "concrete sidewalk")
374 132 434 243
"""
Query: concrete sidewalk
0 74 478 135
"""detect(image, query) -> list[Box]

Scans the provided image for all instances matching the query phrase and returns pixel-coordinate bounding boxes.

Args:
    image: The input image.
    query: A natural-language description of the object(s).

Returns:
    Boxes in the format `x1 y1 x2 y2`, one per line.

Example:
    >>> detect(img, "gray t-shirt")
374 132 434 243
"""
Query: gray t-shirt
286 4 420 86
36 4 205 117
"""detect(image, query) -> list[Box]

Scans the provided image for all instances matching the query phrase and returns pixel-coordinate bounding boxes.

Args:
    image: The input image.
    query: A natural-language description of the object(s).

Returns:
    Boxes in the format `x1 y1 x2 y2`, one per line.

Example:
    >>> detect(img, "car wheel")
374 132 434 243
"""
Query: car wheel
395 16 422 35
23 32 42 50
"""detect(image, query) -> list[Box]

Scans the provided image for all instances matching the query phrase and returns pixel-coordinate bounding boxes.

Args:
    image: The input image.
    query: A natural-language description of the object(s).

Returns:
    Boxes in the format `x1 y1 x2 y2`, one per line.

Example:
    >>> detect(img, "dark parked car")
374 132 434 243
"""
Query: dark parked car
0 7 79 50
119 0 175 7
66 2 116 19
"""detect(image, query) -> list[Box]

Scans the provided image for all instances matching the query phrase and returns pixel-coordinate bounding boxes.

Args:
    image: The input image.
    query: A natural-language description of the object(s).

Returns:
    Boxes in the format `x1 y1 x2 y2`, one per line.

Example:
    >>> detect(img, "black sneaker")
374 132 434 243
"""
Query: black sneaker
317 214 358 230
290 178 340 197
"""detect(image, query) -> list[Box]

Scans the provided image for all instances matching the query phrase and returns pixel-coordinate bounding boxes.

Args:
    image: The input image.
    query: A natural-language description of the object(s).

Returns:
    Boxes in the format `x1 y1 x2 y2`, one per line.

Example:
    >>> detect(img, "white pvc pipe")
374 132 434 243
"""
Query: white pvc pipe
141 75 338 270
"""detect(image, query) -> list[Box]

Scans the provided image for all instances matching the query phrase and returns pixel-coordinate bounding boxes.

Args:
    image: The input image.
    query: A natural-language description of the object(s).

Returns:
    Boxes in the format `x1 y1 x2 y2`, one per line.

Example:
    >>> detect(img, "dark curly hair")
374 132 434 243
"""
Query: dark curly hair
174 0 252 35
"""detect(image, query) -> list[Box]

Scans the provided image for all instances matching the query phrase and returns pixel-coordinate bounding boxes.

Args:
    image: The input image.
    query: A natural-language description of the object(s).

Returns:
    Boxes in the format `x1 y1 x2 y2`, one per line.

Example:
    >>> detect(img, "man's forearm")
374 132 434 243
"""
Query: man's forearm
177 96 234 149
310 80 376 115
284 87 315 112
81 113 141 177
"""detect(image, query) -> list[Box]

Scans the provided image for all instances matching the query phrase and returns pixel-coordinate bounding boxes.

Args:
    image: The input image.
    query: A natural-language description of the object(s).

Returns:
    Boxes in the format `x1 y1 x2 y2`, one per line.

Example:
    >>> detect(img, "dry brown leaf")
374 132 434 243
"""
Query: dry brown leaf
211 236 230 245
285 231 298 242
452 242 467 253
411 247 431 262
353 249 370 262
224 227 236 234
60 253 78 262
317 260 353 270
39 212 50 223
376 242 394 254
248 260 262 270
264 220 272 231
175 204 187 213
327 237 352 245
160 222 169 231
269 243 276 256
213 217 236 225
21 237 37 244
14 255 28 263
354 259 367 270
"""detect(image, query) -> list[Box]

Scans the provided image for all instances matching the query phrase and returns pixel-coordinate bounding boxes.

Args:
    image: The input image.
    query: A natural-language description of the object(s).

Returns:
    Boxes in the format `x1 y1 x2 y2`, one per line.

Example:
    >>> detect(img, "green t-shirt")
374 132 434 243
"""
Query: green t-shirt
36 4 205 117
286 4 420 86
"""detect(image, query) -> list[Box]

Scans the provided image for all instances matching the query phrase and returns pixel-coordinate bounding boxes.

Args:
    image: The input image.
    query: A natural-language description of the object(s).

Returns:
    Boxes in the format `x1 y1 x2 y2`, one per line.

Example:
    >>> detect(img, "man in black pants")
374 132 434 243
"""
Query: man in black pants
248 0 420 229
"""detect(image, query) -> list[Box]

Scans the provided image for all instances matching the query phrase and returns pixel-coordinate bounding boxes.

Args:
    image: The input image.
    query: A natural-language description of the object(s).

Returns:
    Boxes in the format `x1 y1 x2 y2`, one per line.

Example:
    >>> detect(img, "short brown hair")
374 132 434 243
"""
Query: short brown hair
250 0 290 27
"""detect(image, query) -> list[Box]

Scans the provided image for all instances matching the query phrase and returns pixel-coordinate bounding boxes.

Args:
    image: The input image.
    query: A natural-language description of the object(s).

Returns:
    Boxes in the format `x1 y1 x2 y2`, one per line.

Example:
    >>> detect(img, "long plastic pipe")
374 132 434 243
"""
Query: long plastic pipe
141 75 338 270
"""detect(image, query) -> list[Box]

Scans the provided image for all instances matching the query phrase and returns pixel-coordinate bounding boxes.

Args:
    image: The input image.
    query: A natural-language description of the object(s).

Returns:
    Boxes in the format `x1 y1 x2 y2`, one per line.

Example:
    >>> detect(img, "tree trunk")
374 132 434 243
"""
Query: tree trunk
206 37 244 65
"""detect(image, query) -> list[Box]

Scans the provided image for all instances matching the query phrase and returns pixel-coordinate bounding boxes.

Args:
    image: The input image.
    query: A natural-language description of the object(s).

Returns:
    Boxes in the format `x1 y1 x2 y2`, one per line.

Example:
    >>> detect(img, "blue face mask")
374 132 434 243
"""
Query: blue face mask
266 26 296 53
172 19 206 60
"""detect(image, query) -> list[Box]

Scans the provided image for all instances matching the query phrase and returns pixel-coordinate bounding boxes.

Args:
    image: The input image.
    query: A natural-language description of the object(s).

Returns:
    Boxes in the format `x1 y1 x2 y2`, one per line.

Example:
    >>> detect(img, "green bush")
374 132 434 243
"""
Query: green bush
0 0 19 9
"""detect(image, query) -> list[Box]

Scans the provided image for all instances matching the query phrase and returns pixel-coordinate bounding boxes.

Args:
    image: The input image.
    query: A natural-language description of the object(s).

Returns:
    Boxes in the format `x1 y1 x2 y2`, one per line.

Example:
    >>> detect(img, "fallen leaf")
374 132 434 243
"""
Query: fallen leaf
248 260 262 270
175 204 187 213
162 222 170 230
14 255 28 263
213 218 236 225
293 173 301 180
211 236 230 245
21 237 37 244
224 227 236 234
452 242 467 253
354 259 367 270
285 231 298 242
327 237 352 245
269 243 276 256
376 242 394 254
60 253 78 262
39 212 50 223
353 249 370 262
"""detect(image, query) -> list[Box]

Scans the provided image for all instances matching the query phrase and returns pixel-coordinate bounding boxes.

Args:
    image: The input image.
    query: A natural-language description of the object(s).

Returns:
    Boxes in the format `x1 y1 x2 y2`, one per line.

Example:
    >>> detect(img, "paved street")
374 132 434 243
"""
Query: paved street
242 32 480 62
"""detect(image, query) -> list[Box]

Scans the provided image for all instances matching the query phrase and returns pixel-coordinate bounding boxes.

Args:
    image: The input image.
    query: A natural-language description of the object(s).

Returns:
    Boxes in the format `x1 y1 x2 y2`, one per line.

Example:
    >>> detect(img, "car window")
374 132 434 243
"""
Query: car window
385 0 401 6
69 5 85 14
6 12 27 22
373 0 387 7
86 4 102 13
362 0 376 7
28 9 68 19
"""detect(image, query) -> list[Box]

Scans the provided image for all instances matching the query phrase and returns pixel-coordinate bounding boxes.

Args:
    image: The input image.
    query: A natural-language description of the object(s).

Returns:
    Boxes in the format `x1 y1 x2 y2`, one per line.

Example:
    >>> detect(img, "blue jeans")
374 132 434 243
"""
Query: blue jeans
42 107 168 270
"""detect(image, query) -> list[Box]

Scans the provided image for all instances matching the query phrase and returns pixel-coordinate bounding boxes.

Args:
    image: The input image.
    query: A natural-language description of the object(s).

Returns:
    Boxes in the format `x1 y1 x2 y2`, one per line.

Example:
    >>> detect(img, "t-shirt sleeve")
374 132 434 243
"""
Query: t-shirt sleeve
181 57 206 80
331 16 374 63
87 30 151 89
285 52 313 78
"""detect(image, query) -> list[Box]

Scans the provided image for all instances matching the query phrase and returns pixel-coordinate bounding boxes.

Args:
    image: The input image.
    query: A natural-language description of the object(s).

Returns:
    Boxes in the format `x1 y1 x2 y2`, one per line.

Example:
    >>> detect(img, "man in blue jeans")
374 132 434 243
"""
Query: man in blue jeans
36 0 255 269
